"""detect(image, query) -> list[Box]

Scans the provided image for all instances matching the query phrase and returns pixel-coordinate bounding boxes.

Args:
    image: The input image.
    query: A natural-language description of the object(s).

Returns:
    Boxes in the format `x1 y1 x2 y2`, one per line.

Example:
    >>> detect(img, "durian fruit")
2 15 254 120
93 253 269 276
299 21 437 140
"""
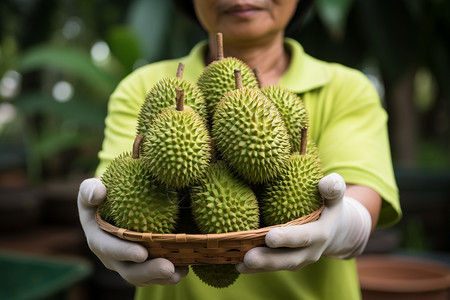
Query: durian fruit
212 70 291 184
99 135 179 233
190 160 260 234
260 85 310 153
192 264 240 289
305 135 321 158
197 33 259 121
97 165 116 224
143 88 211 189
260 128 323 226
190 160 259 288
137 62 207 135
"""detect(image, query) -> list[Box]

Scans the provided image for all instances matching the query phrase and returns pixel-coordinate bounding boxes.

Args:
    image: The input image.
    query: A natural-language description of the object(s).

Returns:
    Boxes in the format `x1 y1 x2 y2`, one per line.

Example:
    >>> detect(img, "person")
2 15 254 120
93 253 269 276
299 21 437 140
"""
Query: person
77 0 401 299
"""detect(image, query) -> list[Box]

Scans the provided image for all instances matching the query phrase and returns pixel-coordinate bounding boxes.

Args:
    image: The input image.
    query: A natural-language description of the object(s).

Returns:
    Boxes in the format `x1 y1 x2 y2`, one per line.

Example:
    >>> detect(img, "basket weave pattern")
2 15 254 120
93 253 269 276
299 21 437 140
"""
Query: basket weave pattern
95 204 324 266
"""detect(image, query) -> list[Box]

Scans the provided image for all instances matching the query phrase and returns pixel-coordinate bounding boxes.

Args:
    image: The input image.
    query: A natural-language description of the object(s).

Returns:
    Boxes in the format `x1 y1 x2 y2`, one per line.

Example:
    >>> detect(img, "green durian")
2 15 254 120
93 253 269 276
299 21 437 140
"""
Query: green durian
137 63 207 135
191 264 240 289
260 85 310 153
212 86 291 184
142 88 211 189
100 137 179 233
190 160 259 288
197 33 259 121
190 161 260 234
260 132 323 226
97 160 118 223
305 134 321 158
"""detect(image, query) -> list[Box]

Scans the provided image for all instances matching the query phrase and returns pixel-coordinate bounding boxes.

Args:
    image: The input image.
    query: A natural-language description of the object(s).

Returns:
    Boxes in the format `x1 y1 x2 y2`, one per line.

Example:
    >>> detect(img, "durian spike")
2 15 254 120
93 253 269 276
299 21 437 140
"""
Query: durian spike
216 32 224 61
234 69 243 89
300 127 308 155
176 87 184 111
132 134 145 159
176 62 185 78
253 68 262 88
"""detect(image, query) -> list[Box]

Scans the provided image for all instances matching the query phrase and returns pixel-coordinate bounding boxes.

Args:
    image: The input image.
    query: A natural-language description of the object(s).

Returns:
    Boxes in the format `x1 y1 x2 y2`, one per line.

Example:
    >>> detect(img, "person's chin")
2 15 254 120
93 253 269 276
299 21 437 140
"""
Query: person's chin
218 22 270 40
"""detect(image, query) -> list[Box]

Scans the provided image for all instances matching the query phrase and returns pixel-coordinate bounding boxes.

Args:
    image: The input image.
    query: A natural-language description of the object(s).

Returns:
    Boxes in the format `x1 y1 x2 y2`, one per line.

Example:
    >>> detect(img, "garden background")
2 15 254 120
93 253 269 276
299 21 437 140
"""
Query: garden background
0 0 449 299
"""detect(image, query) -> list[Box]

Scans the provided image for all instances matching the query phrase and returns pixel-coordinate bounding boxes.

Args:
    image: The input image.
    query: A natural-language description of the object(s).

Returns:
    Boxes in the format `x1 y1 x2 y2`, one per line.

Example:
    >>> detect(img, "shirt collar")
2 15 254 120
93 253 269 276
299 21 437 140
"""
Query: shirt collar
187 38 331 93
279 38 331 93
184 40 209 80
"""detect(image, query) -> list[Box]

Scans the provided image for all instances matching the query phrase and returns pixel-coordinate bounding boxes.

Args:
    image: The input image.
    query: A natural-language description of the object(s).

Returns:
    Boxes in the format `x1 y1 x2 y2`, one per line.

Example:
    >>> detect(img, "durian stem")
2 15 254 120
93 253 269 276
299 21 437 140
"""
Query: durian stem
216 32 224 60
300 127 308 155
253 68 262 88
176 62 185 78
176 87 184 111
132 134 144 159
234 69 243 89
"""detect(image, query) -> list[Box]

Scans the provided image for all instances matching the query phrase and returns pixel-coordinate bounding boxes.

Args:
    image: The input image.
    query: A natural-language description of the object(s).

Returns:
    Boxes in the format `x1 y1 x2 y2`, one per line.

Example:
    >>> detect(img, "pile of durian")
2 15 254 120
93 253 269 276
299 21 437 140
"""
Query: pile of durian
98 33 323 288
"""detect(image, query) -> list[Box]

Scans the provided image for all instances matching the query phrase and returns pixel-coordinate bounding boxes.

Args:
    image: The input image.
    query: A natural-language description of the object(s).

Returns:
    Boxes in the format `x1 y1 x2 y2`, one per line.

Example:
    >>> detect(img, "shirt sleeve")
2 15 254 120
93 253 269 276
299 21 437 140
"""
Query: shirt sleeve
94 68 154 177
305 65 401 227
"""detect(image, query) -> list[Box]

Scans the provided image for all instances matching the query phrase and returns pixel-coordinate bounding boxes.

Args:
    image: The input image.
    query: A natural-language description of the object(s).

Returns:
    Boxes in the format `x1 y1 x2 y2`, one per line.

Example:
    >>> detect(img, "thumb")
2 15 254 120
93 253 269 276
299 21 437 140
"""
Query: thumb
318 173 346 205
79 178 107 206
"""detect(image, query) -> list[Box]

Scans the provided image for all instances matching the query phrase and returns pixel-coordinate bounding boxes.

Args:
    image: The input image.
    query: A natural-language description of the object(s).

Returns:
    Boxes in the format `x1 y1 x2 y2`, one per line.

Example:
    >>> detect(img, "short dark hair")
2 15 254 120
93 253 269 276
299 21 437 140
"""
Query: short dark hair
172 0 315 35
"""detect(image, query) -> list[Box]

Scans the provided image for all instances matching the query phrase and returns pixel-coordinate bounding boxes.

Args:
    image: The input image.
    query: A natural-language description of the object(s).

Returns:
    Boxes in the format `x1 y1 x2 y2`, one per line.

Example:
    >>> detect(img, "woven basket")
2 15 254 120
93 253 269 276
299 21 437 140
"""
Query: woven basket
95 204 323 266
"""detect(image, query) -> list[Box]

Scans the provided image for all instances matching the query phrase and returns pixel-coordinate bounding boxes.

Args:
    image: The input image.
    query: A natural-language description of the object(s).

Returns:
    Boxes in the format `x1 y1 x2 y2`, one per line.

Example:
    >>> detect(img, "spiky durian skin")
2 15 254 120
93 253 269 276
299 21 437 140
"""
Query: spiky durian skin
143 106 211 189
197 57 259 120
98 155 122 223
191 264 240 288
100 152 179 233
190 161 260 234
136 77 207 135
260 86 310 153
190 161 258 289
260 153 323 226
212 88 291 184
306 135 321 158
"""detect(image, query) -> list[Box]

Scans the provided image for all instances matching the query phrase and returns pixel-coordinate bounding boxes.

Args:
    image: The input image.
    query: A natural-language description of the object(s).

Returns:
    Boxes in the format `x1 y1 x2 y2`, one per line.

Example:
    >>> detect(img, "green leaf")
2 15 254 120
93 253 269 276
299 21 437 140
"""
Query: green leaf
107 25 142 73
16 44 119 95
126 0 173 62
13 92 106 127
315 0 355 39
33 130 86 160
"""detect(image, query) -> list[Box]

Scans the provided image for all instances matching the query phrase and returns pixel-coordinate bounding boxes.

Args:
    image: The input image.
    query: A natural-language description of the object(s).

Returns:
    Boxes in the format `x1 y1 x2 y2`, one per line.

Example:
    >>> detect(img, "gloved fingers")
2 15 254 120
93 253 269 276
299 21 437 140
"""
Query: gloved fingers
265 203 341 249
235 263 272 274
237 246 321 273
77 177 190 286
264 223 328 248
77 199 97 230
107 258 186 286
318 173 346 205
77 179 103 230
78 178 106 206
77 177 148 263
87 225 148 263
142 266 190 286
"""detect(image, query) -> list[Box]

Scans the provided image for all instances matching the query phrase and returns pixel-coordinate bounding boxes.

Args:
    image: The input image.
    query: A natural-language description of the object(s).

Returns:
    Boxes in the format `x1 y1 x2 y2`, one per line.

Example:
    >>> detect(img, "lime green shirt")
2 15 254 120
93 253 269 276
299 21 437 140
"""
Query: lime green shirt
95 38 401 300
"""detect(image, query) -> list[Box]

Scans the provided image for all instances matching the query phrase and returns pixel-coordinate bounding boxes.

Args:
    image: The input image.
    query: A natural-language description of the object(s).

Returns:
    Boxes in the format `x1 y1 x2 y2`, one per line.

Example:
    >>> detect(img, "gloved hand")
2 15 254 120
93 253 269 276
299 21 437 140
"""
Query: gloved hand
77 178 189 286
236 173 372 273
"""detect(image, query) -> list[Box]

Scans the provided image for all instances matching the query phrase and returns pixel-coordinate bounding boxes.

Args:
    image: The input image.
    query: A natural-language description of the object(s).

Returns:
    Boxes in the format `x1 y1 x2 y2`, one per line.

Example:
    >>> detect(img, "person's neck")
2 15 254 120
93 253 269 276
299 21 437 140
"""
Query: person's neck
206 33 290 87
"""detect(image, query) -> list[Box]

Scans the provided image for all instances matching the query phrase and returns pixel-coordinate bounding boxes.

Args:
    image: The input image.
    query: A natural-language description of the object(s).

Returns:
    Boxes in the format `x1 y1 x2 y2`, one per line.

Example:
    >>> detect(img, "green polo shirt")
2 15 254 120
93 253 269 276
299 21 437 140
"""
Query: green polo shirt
95 38 401 300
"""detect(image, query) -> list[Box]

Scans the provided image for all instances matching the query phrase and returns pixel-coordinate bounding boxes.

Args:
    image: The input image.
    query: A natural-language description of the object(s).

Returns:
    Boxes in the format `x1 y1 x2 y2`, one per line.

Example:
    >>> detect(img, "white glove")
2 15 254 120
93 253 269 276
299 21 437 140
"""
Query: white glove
77 178 188 286
236 173 372 273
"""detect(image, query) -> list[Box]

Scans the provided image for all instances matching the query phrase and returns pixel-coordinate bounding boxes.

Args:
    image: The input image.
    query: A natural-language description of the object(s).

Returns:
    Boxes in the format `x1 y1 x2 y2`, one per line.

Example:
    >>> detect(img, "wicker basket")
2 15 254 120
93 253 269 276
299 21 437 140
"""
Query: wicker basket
95 204 324 266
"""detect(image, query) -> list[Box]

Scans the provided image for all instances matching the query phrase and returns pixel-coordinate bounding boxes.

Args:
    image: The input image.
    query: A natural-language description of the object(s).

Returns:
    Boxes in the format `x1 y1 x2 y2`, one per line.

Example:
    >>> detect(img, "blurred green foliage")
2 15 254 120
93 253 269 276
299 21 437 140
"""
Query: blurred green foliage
0 0 449 184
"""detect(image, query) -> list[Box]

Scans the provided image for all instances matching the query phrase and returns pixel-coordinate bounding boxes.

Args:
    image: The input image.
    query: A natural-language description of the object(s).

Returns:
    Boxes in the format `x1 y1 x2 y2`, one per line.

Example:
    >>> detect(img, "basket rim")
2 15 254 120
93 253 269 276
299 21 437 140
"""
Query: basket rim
95 203 324 243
